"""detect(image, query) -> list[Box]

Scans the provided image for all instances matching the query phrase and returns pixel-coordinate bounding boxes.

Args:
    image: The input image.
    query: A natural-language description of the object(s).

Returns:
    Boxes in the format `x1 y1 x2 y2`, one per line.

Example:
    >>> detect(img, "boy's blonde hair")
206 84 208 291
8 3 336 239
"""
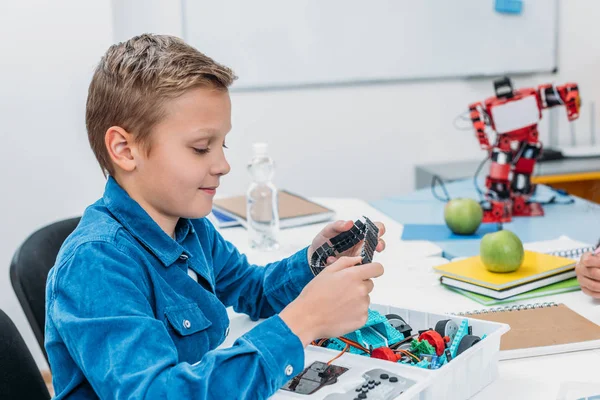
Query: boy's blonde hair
86 34 236 177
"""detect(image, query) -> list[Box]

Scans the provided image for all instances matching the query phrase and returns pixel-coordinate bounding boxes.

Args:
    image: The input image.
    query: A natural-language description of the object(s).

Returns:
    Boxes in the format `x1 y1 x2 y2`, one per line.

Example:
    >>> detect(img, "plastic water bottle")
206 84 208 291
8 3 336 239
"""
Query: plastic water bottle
246 143 280 250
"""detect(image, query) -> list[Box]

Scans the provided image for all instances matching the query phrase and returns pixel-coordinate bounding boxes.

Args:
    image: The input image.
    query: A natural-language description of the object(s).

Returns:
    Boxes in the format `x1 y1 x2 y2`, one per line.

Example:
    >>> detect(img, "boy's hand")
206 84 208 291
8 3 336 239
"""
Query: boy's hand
280 256 384 347
307 220 386 266
576 252 600 298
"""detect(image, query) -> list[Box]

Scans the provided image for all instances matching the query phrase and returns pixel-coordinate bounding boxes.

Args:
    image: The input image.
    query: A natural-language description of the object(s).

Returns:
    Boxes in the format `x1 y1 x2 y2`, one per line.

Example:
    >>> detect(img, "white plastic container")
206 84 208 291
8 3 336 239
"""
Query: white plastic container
273 303 510 400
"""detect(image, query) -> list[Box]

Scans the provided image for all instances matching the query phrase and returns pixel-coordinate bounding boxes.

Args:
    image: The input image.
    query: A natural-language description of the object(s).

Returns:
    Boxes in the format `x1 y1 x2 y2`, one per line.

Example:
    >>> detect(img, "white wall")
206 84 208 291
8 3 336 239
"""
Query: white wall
0 0 598 370
0 1 113 369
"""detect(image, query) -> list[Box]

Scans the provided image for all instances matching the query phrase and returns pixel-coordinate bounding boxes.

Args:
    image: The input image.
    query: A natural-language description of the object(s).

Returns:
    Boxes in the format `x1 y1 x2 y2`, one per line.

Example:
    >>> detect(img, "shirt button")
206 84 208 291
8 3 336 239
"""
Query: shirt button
179 254 189 260
285 365 294 376
183 319 191 329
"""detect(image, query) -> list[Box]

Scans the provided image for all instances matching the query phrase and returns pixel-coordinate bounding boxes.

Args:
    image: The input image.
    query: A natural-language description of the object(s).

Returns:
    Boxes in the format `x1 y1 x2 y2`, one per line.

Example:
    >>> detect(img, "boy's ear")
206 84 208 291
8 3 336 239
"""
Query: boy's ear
105 126 138 173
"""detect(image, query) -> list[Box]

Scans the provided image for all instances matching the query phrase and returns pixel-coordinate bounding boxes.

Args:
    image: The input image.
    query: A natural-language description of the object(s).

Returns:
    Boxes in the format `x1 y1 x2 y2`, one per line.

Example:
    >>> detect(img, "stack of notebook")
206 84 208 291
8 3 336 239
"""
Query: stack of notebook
433 237 593 305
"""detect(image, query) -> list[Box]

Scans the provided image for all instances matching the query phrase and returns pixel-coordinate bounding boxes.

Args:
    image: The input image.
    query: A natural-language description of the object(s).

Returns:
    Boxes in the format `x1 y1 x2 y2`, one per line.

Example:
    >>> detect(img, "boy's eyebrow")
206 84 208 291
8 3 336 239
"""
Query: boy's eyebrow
189 127 230 136
187 129 220 141
188 126 232 140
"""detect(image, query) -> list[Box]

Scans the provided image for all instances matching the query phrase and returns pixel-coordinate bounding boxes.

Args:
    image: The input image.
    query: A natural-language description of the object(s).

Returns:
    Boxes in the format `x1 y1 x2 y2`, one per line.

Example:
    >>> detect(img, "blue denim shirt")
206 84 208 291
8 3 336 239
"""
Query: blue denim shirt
45 177 313 399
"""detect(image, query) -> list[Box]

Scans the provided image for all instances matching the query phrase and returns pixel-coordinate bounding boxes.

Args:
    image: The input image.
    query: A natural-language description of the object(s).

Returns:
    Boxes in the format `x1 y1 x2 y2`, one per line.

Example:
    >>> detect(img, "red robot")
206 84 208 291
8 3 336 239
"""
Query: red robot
469 77 581 223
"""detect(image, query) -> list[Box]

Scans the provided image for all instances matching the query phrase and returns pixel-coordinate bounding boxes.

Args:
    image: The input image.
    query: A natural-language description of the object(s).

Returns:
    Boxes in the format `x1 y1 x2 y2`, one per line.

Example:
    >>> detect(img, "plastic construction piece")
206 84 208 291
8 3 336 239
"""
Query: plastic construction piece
343 309 404 350
449 320 470 359
325 337 367 356
444 348 453 363
456 335 482 356
371 347 400 362
309 216 379 276
360 217 379 265
410 339 436 356
434 319 459 343
385 314 413 338
428 354 442 370
418 330 448 356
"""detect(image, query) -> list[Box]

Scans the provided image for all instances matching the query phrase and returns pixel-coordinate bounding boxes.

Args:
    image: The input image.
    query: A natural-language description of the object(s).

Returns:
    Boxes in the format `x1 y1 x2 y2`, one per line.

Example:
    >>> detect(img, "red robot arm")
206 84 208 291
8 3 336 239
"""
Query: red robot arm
469 102 491 150
538 83 581 121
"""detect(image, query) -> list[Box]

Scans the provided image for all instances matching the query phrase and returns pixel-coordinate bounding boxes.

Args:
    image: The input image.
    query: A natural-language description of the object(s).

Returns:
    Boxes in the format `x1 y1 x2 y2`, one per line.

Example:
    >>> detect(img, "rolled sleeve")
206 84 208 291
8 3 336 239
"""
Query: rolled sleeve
283 246 313 295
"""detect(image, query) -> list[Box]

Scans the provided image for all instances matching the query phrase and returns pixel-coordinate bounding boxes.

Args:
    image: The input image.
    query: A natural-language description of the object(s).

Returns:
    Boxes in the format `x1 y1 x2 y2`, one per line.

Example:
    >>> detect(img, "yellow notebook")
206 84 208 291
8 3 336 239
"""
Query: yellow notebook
433 251 576 290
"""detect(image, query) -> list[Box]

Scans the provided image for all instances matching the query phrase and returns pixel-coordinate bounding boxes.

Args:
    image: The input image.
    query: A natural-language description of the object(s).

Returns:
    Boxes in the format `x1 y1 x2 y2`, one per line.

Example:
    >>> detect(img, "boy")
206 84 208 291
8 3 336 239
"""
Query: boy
45 34 386 399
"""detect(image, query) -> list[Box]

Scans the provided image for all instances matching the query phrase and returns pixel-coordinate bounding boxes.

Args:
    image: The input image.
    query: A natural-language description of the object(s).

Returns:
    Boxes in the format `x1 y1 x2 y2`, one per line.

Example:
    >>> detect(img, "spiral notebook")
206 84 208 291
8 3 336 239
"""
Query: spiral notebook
523 236 595 260
454 303 600 360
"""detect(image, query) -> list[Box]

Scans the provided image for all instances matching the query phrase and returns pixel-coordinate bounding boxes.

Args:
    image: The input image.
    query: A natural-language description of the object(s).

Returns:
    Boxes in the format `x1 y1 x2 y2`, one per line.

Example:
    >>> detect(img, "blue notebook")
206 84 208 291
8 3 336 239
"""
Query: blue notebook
401 223 499 241
208 208 242 228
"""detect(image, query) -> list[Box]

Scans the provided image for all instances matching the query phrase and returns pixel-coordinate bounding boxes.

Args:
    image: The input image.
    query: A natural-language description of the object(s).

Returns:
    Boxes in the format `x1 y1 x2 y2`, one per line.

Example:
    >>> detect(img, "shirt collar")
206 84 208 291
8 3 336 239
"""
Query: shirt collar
102 176 194 267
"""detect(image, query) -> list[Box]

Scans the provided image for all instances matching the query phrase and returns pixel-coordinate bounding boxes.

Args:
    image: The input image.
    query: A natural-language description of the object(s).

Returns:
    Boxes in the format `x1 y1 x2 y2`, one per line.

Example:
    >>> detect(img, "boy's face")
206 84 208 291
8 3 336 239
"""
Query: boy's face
132 87 232 221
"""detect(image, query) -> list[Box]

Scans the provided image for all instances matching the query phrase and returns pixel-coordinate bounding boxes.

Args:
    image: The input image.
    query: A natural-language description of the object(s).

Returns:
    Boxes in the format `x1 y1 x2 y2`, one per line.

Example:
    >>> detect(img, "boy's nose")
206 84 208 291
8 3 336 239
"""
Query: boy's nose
212 154 231 176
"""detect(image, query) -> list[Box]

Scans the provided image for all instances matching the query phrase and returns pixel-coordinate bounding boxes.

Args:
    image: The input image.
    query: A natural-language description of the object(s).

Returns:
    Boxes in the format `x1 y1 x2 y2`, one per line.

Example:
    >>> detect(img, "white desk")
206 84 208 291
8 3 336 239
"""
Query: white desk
217 198 600 399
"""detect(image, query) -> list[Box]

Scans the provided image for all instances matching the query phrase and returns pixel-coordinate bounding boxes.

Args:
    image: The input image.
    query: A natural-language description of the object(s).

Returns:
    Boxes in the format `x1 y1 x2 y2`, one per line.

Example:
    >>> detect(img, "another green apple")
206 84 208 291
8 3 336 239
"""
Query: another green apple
444 198 483 235
480 230 524 273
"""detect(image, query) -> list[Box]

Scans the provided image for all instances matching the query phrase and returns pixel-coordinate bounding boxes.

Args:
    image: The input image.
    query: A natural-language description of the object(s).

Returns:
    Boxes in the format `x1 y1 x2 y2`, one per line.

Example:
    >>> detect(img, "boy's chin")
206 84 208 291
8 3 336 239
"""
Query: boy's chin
184 209 212 220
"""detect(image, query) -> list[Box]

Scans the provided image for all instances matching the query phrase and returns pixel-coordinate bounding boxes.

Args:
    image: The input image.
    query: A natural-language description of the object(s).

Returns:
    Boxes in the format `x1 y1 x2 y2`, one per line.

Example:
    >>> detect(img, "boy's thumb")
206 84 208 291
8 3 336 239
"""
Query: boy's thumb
326 256 362 272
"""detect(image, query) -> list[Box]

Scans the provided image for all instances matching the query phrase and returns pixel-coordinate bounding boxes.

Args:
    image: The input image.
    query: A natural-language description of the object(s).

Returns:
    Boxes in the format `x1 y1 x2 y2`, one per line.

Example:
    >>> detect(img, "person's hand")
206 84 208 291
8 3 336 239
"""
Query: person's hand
576 252 600 298
280 256 384 346
307 220 386 266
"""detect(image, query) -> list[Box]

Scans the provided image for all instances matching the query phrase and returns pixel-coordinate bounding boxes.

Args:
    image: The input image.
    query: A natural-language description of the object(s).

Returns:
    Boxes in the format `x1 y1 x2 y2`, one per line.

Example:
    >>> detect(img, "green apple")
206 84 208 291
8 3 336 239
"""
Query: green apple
444 198 483 235
480 230 524 273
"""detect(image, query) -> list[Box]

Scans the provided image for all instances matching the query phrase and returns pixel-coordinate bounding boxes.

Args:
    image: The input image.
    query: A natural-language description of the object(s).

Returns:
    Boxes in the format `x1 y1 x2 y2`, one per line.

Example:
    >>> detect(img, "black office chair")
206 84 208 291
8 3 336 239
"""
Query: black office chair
0 308 51 399
10 217 81 361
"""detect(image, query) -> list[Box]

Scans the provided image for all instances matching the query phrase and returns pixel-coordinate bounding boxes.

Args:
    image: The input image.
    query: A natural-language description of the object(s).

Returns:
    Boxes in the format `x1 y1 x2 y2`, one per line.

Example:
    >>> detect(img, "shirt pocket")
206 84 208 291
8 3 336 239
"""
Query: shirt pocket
164 303 213 363
164 303 212 336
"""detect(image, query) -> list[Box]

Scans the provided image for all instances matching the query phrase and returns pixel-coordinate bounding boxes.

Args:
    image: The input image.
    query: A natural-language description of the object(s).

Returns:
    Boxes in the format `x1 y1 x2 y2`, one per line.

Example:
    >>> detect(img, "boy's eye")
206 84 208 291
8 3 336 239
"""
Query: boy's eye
193 147 210 155
223 141 228 149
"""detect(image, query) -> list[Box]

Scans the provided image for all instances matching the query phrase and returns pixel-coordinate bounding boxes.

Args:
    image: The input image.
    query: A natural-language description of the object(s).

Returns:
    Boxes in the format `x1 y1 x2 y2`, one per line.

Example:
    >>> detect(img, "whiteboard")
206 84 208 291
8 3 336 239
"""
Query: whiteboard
182 0 558 90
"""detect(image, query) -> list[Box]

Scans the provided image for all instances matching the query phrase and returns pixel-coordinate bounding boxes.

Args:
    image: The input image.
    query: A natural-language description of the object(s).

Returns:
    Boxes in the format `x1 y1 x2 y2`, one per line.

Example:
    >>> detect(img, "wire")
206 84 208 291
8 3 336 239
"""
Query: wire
511 141 527 166
453 110 474 131
453 106 492 131
390 333 419 349
394 349 420 363
338 337 370 354
326 343 349 365
474 154 490 202
431 175 451 202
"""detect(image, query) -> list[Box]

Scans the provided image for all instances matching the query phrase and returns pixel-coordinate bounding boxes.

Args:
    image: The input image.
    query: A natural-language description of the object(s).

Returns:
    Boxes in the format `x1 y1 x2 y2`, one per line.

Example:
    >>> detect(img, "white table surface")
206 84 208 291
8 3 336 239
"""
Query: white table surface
216 197 600 400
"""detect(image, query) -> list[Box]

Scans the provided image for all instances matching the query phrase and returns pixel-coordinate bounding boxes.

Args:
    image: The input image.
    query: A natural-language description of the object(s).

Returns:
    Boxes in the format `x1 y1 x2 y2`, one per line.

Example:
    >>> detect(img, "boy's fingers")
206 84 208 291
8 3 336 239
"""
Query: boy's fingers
375 222 386 238
581 286 600 299
578 263 600 282
581 253 600 268
326 256 362 272
579 275 600 298
376 238 386 252
353 262 384 280
579 274 600 292
363 279 375 294
581 266 600 281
